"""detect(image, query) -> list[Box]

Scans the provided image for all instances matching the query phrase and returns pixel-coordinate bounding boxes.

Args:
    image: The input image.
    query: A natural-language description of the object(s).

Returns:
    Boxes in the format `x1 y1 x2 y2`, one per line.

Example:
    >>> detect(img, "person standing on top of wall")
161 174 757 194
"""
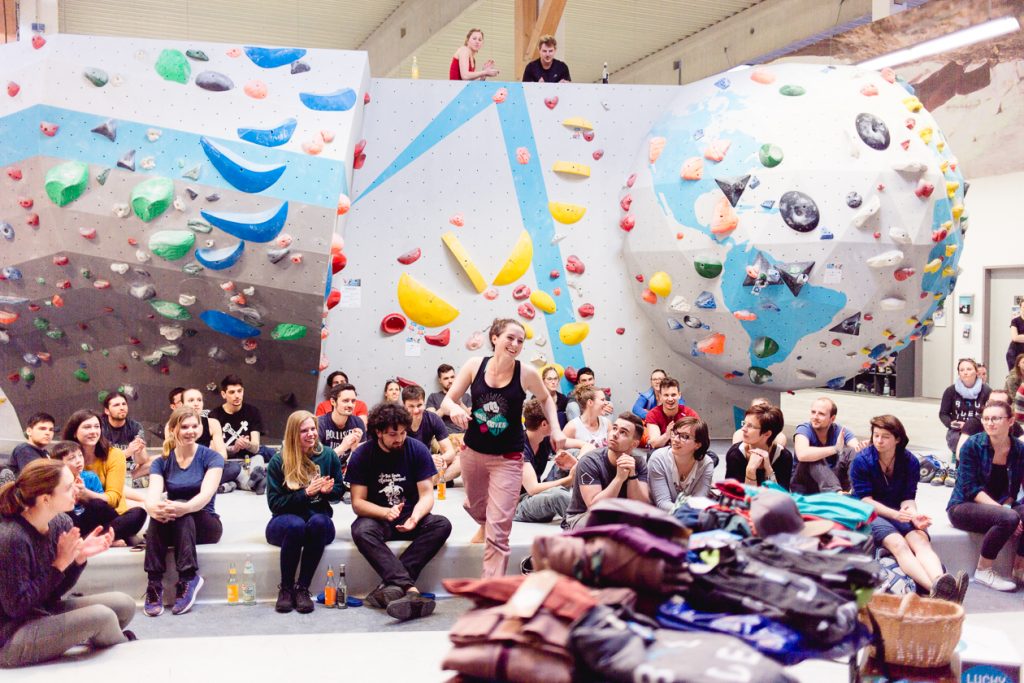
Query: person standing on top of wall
521 35 572 83
450 28 499 81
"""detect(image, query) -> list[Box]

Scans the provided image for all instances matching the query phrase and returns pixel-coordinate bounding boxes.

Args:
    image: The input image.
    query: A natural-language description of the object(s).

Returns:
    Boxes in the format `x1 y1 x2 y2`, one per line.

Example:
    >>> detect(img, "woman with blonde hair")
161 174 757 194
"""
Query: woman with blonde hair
266 410 343 614
450 27 499 81
143 407 224 618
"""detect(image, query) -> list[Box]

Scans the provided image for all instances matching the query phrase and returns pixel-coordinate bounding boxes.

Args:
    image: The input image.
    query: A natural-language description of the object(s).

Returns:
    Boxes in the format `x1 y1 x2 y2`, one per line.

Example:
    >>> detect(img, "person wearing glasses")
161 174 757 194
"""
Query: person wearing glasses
647 417 713 511
947 399 1024 592
725 403 792 489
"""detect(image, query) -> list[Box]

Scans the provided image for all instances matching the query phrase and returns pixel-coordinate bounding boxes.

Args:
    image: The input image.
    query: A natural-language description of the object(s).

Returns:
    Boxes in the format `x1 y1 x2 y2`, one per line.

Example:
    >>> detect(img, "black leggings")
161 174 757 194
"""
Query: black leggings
73 500 146 542
948 502 1024 560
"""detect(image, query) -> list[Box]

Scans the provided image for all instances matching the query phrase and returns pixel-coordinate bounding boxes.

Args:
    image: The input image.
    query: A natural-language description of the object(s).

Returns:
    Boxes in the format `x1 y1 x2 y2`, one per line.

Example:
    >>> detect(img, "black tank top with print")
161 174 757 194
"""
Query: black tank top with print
463 356 526 455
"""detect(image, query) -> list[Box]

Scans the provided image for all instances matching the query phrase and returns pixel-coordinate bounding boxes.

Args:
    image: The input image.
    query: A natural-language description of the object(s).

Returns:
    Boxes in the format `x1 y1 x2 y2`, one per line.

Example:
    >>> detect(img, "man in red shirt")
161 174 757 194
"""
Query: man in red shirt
644 377 699 449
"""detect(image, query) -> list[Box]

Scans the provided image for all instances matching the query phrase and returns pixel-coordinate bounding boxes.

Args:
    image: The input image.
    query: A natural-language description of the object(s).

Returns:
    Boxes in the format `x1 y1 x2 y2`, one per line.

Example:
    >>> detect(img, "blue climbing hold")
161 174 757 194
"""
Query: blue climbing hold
237 118 297 147
695 291 717 309
200 137 287 193
244 46 307 68
199 310 261 339
1 267 23 281
299 88 357 112
826 376 847 390
195 241 244 270
201 202 288 243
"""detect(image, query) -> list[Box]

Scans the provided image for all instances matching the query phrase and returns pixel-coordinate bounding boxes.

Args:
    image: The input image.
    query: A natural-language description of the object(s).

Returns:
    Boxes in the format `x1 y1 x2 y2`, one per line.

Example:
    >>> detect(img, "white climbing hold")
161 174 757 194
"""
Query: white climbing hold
888 226 911 244
146 128 163 142
850 195 880 229
550 233 566 245
113 203 130 218
866 250 904 268
173 196 186 212
178 294 196 306
668 296 691 313
880 297 906 311
535 336 547 347
110 262 129 275
891 160 928 175
160 325 183 340
135 249 151 263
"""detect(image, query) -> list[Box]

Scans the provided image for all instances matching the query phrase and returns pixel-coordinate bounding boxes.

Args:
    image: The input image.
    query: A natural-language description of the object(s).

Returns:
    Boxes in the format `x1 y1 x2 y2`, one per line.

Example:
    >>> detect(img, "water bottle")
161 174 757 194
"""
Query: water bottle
241 554 256 605
602 62 609 84
324 566 337 608
226 562 239 605
337 564 348 609
411 55 420 80
437 467 447 501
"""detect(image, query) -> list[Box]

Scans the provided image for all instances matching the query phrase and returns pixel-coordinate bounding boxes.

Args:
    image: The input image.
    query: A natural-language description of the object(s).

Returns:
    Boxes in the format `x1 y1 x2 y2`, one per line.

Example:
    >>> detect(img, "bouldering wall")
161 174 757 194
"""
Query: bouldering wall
0 35 367 439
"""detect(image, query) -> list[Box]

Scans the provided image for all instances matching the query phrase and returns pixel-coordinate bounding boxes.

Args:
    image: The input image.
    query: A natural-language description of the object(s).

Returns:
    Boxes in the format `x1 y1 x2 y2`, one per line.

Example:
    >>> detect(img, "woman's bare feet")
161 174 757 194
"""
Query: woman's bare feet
470 525 485 544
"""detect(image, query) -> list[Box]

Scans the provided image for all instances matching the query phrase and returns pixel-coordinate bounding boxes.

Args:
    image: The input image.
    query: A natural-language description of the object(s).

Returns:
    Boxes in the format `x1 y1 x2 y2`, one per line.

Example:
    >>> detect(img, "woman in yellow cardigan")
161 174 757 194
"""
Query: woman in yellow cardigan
62 410 146 544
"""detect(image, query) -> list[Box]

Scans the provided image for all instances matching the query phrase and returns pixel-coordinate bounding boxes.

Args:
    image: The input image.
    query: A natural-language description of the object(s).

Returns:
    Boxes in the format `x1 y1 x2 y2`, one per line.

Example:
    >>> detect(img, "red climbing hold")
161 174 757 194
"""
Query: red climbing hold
619 215 635 232
512 285 531 300
549 269 560 280
635 274 644 283
641 289 657 304
544 96 558 109
31 34 45 49
53 255 68 266
425 328 450 347
626 173 636 188
380 313 407 335
39 122 58 137
564 367 578 382
915 180 934 198
6 167 22 180
582 130 595 142
566 255 585 274
26 213 39 226
517 302 536 320
397 248 421 265
332 251 347 273
18 197 33 209
620 195 633 212
615 327 625 335
578 303 594 318
51 295 64 308
592 149 604 161
363 92 371 105
6 82 19 97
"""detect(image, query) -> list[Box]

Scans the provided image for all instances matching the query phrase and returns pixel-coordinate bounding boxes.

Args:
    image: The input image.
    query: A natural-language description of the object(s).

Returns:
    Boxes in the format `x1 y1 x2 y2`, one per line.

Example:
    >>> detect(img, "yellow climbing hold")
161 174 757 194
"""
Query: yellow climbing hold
945 244 958 257
923 258 942 273
549 201 587 225
940 161 949 173
492 230 534 285
919 127 933 145
946 181 960 198
936 140 945 152
396 273 459 327
559 322 589 345
441 231 486 293
941 265 955 277
648 271 672 297
530 290 556 314
951 204 964 219
522 322 534 339
552 161 591 177
561 117 593 131
902 96 922 112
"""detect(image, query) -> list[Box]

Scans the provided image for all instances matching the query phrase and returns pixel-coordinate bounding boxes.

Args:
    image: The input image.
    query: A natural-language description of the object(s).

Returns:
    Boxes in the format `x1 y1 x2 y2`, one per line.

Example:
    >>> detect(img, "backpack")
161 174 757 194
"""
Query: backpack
875 554 917 595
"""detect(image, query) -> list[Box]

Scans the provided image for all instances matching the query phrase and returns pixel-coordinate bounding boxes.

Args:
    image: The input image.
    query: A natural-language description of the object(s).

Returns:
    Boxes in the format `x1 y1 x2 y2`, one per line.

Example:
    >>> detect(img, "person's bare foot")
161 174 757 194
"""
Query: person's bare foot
470 525 484 544
112 540 127 548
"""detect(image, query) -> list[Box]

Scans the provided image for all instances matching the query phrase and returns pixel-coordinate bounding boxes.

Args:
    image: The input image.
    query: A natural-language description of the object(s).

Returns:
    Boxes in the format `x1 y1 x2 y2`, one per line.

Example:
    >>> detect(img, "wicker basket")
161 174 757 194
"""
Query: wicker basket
860 592 964 668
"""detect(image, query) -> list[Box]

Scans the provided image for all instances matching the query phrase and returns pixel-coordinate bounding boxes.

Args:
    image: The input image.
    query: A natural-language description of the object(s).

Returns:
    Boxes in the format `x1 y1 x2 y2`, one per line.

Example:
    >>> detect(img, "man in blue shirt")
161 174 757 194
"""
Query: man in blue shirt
792 397 864 494
348 403 451 622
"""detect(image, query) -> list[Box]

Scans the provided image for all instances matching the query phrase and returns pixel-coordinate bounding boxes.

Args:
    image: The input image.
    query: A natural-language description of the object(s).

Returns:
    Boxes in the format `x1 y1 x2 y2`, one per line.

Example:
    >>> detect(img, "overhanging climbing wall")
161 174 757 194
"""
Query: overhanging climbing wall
0 35 367 439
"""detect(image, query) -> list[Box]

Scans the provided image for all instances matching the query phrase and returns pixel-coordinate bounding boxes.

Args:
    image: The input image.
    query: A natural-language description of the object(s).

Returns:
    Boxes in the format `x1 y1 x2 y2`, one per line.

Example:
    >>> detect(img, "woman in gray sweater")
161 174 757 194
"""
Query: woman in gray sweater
648 416 715 510
0 459 135 667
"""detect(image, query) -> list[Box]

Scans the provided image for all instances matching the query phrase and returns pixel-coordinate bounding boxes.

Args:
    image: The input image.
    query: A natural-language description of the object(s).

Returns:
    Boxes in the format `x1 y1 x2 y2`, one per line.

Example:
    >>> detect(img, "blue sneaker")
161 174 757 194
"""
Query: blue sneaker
171 574 204 615
144 582 164 617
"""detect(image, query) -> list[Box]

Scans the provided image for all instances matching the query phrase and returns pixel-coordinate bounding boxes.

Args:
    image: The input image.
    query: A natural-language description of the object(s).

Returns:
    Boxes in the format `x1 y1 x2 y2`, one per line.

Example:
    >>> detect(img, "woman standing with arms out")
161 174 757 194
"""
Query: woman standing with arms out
939 358 991 461
947 399 1024 591
450 28 499 81
63 410 146 544
444 318 564 577
266 411 343 614
143 408 224 617
0 459 135 667
648 417 714 510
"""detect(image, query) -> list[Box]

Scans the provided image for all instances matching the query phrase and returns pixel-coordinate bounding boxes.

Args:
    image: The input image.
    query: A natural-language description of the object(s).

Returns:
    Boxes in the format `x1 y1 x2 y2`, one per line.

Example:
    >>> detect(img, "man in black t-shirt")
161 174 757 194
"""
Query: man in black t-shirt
208 374 268 493
522 35 571 83
348 403 451 622
101 392 146 458
403 385 456 480
9 412 55 475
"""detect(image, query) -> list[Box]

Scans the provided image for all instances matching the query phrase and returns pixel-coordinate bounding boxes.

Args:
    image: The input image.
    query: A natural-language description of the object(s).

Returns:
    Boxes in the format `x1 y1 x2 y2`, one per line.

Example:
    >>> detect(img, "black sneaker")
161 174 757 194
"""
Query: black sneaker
954 570 970 604
294 586 315 614
929 573 958 602
122 630 138 642
144 582 164 617
365 583 405 609
275 584 294 613
386 592 436 621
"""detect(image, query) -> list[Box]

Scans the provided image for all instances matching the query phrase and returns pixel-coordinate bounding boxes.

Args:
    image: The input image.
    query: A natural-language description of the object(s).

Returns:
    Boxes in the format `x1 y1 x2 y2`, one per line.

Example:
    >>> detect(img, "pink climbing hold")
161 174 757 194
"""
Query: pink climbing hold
425 329 450 347
578 303 594 318
7 82 19 97
93 280 110 289
703 139 731 162
620 195 633 212
244 80 268 99
337 195 351 215
564 367 578 382
26 213 39 227
492 87 507 103
483 288 499 300
449 213 465 227
549 269 560 280
582 130 595 142
53 255 68 266
641 289 657 304
710 196 739 237
626 173 636 188
516 147 530 164
364 92 371 105
749 69 776 84
592 149 604 161
226 47 242 58
512 284 531 300
397 248 421 265
56 279 70 290
635 274 644 283
31 34 45 49
276 234 293 248
860 83 879 97
565 255 585 274
230 294 246 305
517 302 536 320
6 167 21 180
615 328 625 336
553 287 561 296
320 130 335 144
880 67 896 84
39 121 58 137
18 197 33 209
544 96 558 109
290 254 303 264
302 139 324 155
905 118 916 130
680 157 703 181
619 215 635 232
915 179 934 198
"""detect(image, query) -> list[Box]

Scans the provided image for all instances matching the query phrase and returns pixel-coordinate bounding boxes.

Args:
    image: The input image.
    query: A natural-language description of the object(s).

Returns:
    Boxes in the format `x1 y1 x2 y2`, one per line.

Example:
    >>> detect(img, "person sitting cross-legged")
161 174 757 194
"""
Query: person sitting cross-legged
347 403 452 621
792 397 864 494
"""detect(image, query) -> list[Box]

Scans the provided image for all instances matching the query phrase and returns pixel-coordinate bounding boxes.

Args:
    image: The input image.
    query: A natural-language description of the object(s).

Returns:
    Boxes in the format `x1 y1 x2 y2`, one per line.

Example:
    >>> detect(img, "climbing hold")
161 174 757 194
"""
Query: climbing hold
290 253 303 264
492 87 507 103
779 84 805 96
80 67 108 87
559 322 589 346
200 137 287 193
778 191 819 232
753 336 780 358
697 333 726 355
238 118 297 147
441 231 487 293
549 202 587 225
202 202 288 242
117 149 136 172
566 256 585 275
715 175 750 207
620 195 633 212
748 366 773 385
185 49 209 61
846 192 862 208
619 215 635 232
91 119 117 142
866 250 904 268
922 258 943 274
267 248 289 264
150 300 192 320
509 285 531 301
750 69 775 84
291 60 311 74
396 273 459 327
694 255 723 279
270 323 307 341
25 213 39 227
129 283 156 300
641 289 657 304
74 369 90 383
758 144 783 168
855 113 890 150
245 46 307 68
425 329 450 347
703 139 731 162
0 222 12 241
530 290 556 315
44 161 89 207
7 81 20 97
894 267 916 281
397 248 421 265
578 303 595 318
592 149 604 161
148 231 195 261
733 310 757 321
1 267 22 281
516 148 531 164
914 179 934 198
299 87 357 112
850 195 881 229
648 137 666 163
830 313 862 337
517 302 536 320
563 117 594 132
552 161 590 177
130 177 174 222
195 71 235 91
155 49 191 83
550 270 560 280
0 310 18 325
244 80 268 99
6 167 21 180
39 121 58 137
711 196 739 238
195 241 244 270
680 157 703 181
648 271 672 297
200 310 259 338
582 130 595 142
448 213 465 227
492 231 534 285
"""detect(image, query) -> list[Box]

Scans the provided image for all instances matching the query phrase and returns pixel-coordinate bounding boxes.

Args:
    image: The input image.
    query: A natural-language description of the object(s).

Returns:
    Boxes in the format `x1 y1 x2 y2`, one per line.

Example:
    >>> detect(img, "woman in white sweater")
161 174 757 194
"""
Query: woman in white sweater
648 417 714 510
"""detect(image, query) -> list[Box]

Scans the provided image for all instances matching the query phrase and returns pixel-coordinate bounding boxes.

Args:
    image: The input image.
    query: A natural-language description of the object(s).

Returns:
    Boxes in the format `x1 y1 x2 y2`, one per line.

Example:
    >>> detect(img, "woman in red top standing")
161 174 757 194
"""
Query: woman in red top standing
450 28 499 81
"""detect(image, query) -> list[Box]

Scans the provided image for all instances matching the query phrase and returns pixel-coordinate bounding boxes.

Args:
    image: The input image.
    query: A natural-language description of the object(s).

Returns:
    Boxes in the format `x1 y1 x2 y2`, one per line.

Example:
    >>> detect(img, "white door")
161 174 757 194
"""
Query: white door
987 268 1024 383
920 298 953 399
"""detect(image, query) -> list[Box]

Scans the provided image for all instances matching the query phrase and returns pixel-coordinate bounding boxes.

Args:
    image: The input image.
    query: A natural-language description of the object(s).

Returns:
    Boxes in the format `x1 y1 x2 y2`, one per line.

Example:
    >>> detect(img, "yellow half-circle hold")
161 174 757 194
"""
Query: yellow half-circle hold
561 117 593 131
396 273 459 327
649 271 672 297
530 290 556 314
492 230 533 285
441 231 486 293
552 161 591 177
559 322 589 345
522 322 534 339
549 201 587 225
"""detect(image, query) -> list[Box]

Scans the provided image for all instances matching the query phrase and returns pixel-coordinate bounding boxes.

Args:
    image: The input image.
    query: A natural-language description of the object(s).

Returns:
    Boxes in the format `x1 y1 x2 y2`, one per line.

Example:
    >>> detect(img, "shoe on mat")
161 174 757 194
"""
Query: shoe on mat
218 482 237 494
144 582 164 617
944 469 956 487
386 592 436 622
365 583 405 609
929 573 957 602
275 584 295 613
294 585 315 614
122 630 138 642
955 570 970 604
974 567 1016 592
172 574 204 615
930 468 948 486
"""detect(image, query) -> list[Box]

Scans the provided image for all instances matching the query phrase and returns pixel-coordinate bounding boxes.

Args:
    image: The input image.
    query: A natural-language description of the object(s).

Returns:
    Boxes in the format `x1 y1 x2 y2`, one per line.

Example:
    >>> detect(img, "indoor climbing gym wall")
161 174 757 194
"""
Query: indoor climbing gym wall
330 64 964 433
0 35 367 439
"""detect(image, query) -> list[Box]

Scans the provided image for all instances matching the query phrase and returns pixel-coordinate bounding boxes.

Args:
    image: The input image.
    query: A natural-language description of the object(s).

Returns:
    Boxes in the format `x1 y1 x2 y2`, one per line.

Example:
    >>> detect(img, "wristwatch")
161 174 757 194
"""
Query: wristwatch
627 475 639 481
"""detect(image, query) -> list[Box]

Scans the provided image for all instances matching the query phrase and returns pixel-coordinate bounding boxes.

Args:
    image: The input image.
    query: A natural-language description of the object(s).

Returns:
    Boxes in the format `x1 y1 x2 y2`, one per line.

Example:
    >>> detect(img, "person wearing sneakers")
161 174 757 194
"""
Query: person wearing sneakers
947 399 1024 592
0 459 136 667
143 408 224 617
266 411 344 614
564 385 611 449
850 415 965 603
348 403 452 621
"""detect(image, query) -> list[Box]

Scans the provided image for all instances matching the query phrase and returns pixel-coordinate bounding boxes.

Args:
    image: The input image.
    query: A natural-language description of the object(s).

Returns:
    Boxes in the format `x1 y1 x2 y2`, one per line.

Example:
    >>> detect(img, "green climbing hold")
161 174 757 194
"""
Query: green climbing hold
45 329 64 340
74 369 90 382
694 256 723 279
748 366 773 385
150 300 192 320
97 168 111 186
149 231 196 261
83 67 109 87
270 323 308 341
155 49 191 84
35 277 46 285
130 177 175 222
779 84 805 96
185 49 209 61
753 336 780 359
33 317 50 331
45 161 89 206
97 390 110 404
759 144 783 168
182 262 204 275
187 219 212 233
19 367 34 382
80 269 92 280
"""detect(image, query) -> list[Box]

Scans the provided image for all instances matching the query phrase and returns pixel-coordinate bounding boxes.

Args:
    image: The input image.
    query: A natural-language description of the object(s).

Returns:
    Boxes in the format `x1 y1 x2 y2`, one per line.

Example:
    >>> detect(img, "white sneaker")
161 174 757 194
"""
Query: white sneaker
974 568 1017 592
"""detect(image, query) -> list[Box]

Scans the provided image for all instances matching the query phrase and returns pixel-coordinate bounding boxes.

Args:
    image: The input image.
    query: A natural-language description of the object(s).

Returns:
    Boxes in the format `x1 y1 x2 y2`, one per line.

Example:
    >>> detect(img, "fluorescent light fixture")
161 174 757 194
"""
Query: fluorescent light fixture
859 16 1020 69
726 64 751 73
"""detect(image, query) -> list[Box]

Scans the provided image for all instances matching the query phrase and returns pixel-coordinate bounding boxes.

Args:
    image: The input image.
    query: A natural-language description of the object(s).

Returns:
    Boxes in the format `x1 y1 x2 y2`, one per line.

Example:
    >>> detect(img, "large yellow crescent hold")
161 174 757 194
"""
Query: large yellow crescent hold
549 201 587 225
396 273 460 327
561 117 593 131
441 231 487 293
492 230 533 285
552 161 591 177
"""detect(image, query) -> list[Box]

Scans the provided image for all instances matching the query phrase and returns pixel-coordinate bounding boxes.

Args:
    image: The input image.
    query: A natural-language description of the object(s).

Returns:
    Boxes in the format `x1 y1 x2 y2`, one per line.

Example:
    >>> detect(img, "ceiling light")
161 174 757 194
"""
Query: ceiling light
858 16 1020 69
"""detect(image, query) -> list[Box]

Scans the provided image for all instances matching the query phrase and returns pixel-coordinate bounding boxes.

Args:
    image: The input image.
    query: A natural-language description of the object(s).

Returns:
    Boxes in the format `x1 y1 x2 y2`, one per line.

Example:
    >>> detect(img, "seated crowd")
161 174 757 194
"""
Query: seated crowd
3 347 1023 667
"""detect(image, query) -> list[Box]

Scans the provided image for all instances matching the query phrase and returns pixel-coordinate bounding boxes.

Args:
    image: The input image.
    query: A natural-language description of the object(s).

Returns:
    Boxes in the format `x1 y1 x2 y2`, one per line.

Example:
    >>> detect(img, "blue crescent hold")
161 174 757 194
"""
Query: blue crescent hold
244 46 307 68
299 88 357 112
237 118 298 147
199 310 261 339
195 241 244 270
200 137 287 193
201 202 288 243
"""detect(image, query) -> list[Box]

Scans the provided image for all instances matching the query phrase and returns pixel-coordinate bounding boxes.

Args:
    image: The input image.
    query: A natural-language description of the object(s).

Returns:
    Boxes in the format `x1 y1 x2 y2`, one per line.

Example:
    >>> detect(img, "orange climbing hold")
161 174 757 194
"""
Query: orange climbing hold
0 310 18 325
710 196 738 237
703 140 731 162
648 137 666 164
697 333 726 355
680 157 703 181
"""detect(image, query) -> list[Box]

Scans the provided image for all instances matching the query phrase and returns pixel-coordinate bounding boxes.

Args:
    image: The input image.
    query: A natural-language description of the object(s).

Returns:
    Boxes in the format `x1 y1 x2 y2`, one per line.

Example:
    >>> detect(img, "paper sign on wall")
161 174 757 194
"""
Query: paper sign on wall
339 278 362 309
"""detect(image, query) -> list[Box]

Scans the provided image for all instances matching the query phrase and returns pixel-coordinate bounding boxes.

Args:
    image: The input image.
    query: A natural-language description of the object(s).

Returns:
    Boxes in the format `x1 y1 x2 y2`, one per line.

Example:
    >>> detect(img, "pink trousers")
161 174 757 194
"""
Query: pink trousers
460 446 524 578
